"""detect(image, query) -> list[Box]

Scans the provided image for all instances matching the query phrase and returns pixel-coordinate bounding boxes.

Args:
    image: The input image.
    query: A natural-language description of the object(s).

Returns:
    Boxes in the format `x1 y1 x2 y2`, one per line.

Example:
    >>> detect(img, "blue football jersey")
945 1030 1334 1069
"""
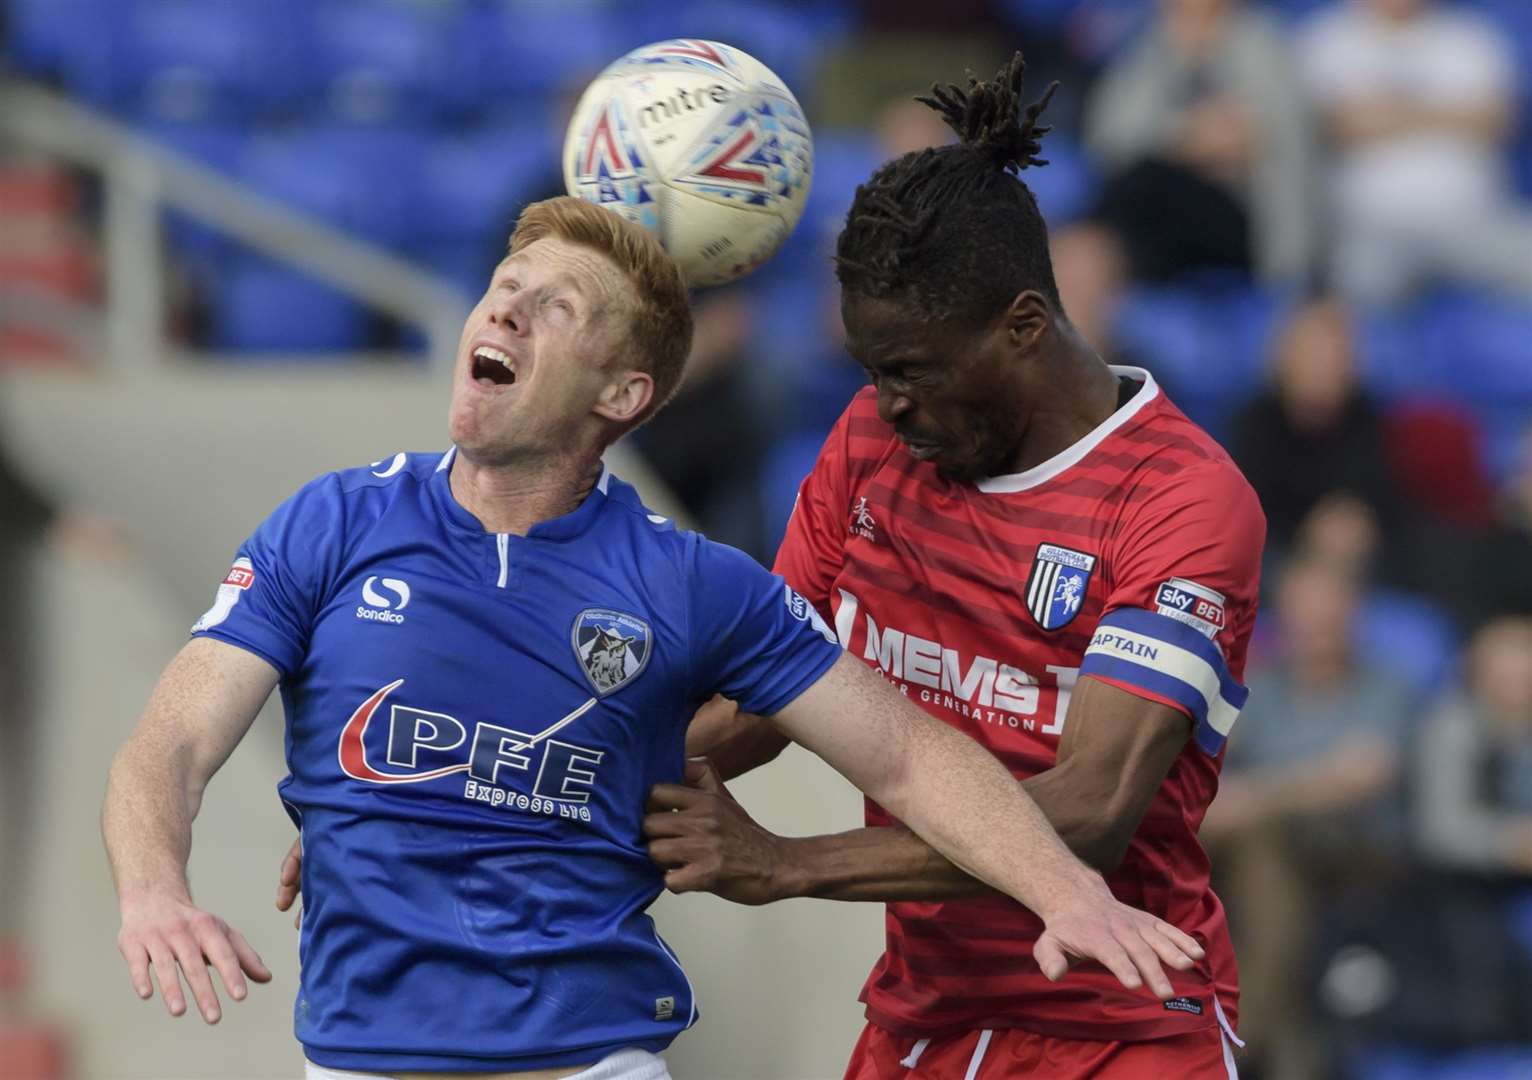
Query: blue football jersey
191 449 841 1072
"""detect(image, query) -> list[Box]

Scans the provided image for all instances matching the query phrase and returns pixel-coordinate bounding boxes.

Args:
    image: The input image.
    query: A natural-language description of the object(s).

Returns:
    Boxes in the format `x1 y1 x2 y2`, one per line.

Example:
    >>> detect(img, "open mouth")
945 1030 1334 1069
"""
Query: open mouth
471 345 517 388
900 435 942 460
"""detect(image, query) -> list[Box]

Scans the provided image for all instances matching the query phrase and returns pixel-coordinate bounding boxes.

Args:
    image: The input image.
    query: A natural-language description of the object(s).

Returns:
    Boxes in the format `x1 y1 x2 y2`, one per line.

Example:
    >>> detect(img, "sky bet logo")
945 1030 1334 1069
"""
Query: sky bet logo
1154 578 1226 638
357 576 410 625
337 681 606 816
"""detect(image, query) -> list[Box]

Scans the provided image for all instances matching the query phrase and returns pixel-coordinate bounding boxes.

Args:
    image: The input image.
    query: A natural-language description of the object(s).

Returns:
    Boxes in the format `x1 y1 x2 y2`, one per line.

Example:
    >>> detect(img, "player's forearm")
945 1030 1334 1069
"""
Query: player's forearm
872 718 1104 920
773 826 995 902
102 742 197 902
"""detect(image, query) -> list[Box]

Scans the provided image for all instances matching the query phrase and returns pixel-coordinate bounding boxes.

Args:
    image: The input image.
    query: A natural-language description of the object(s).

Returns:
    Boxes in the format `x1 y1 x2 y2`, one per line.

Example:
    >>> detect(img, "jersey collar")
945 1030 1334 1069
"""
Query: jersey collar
974 365 1159 494
430 446 611 541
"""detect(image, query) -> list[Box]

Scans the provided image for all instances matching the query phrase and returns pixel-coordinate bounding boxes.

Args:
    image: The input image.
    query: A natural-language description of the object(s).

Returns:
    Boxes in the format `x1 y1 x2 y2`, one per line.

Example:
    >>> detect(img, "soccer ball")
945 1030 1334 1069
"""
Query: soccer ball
563 39 814 289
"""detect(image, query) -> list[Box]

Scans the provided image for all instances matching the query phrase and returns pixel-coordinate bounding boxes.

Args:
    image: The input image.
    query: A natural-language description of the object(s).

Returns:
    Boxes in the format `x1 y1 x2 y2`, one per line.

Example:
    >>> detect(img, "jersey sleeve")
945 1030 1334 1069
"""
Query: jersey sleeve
1081 463 1266 755
688 536 842 717
772 394 859 623
190 473 346 678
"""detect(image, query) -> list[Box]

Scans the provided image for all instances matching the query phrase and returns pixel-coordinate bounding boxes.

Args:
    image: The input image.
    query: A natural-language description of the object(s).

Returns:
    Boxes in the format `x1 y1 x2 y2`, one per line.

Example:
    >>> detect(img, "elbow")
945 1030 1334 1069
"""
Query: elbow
1063 816 1138 875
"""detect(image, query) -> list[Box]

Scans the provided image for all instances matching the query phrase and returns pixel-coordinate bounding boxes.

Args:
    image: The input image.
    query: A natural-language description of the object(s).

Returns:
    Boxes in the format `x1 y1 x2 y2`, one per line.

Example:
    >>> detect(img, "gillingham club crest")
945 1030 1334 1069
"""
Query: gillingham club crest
571 609 653 696
1025 544 1098 631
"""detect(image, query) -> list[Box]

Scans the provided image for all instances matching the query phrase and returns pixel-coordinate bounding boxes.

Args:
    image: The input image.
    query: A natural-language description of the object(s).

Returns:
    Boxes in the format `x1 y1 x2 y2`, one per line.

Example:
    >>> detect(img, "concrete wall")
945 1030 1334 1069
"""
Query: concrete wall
4 366 881 1080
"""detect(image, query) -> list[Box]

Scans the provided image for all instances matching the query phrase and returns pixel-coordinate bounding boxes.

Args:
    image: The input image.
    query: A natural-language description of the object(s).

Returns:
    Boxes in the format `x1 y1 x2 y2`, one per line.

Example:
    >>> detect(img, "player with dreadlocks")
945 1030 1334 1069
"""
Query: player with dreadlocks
644 53 1265 1078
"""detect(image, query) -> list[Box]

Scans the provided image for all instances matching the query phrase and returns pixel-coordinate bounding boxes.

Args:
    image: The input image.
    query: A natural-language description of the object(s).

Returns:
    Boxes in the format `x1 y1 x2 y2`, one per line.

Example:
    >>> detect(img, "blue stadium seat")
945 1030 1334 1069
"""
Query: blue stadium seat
1354 1045 1532 1080
4 0 128 80
416 124 558 240
1025 134 1099 227
760 432 827 550
452 2 629 106
1354 589 1458 695
236 125 429 248
627 1 854 94
210 255 371 353
793 129 884 257
1419 290 1532 407
409 123 559 300
306 0 464 124
60 0 307 121
1113 282 1279 427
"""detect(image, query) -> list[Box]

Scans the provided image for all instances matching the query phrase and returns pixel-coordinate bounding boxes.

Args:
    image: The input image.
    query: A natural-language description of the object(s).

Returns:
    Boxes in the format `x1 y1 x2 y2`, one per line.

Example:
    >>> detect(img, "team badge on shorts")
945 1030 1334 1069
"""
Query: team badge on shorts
1026 544 1098 631
571 608 652 696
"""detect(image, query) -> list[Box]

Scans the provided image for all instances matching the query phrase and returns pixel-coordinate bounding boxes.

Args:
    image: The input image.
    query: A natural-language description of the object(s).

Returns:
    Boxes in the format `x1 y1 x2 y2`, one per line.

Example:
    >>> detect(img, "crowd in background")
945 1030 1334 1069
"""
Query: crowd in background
3 1 1532 1078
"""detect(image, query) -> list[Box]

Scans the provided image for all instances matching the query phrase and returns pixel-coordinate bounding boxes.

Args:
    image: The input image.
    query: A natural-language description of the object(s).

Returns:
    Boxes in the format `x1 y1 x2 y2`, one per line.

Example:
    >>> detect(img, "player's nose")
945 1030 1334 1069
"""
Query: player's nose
488 290 530 337
876 385 914 425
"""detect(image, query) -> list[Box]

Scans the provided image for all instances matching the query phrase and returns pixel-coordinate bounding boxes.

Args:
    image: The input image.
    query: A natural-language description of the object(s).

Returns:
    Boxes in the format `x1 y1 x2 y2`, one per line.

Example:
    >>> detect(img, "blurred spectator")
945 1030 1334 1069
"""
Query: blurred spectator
1228 297 1400 568
1298 0 1532 304
1295 614 1532 1063
634 289 772 560
1049 220 1144 365
1414 615 1532 875
1204 555 1416 1080
1083 0 1317 285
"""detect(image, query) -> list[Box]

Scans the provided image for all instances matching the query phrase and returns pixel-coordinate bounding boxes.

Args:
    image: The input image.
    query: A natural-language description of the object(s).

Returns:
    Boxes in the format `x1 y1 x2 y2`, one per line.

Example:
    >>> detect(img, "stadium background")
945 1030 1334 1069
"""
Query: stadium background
0 0 1529 1077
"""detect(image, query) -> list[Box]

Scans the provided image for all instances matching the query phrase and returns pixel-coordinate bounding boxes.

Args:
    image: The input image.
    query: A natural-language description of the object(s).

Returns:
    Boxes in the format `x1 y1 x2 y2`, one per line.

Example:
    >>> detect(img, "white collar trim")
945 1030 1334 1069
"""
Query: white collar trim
974 366 1158 494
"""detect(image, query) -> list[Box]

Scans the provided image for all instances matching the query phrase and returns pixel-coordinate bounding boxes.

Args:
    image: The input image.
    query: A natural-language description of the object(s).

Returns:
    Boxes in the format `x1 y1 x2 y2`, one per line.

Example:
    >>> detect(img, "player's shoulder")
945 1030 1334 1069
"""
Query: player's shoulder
600 471 770 588
1124 388 1264 524
274 450 446 529
329 450 448 494
594 470 694 562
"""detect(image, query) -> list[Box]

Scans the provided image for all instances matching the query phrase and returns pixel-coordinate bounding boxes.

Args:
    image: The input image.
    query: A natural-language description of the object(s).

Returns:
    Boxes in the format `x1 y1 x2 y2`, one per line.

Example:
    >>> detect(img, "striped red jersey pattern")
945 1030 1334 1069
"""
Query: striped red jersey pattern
774 368 1265 1043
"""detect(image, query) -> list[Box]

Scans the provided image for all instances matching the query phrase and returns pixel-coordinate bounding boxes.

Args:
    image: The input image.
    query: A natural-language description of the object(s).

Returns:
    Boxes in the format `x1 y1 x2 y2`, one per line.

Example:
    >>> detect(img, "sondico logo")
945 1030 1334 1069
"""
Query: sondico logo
357 576 411 625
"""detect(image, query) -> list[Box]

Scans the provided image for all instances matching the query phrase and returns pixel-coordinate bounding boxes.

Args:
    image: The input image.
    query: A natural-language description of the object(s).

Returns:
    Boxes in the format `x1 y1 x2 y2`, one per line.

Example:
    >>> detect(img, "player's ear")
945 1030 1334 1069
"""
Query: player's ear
593 368 654 427
1004 290 1052 352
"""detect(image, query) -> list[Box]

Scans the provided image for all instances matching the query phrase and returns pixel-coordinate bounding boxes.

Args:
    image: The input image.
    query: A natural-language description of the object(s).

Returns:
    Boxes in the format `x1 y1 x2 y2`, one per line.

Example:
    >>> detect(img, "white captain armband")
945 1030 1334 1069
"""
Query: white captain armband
1079 608 1249 754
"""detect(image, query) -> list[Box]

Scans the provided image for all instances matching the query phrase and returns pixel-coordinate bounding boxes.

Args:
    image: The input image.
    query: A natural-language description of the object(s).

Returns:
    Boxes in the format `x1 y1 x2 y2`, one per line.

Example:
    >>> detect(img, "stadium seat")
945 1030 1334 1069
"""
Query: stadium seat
1419 290 1532 407
4 0 127 81
416 124 558 240
452 2 629 107
59 0 306 121
1353 1045 1532 1080
209 255 371 353
1023 134 1099 227
627 1 855 94
760 432 828 549
236 125 429 248
1354 589 1458 695
1113 282 1279 429
306 0 464 124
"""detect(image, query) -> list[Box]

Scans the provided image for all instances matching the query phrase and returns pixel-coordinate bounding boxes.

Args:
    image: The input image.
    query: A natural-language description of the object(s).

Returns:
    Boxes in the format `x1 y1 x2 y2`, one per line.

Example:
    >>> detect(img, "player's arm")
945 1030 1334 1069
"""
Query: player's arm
657 676 1188 903
684 697 789 780
103 637 280 1023
651 651 1204 997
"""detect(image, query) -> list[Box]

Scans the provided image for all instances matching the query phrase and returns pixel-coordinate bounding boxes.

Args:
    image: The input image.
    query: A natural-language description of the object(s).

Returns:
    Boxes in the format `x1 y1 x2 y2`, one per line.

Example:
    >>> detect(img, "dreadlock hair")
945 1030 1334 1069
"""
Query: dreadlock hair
836 53 1062 326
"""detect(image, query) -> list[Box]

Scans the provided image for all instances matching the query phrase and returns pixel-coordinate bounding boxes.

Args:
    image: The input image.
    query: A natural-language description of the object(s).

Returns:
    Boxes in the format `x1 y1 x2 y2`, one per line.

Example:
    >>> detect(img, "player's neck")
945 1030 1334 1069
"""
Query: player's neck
1005 335 1122 475
449 451 602 535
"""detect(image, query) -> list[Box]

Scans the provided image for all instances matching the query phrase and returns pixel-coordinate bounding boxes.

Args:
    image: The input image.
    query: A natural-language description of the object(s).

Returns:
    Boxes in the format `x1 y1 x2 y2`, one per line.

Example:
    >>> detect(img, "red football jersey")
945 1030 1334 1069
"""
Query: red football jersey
774 368 1265 1043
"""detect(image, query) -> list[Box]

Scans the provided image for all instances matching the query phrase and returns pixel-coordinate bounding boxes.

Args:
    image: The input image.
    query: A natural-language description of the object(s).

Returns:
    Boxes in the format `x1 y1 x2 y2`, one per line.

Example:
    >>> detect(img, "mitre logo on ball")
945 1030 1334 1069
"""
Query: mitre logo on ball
564 38 814 288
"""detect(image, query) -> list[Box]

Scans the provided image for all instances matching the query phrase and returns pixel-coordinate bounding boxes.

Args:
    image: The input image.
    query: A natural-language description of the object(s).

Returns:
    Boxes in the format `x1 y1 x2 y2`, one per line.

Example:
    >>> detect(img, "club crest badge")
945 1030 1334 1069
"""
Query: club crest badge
1025 544 1098 631
571 608 653 696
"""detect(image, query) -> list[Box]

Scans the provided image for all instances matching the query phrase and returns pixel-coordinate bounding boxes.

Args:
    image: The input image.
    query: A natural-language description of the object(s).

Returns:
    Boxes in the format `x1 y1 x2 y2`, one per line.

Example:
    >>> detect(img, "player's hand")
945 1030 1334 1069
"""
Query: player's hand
644 759 785 905
1033 881 1205 1000
276 836 302 929
116 892 272 1023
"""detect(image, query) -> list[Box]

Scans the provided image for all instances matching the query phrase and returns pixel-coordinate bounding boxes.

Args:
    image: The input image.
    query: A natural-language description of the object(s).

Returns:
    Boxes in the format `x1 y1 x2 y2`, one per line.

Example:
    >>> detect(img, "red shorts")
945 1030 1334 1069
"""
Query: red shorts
842 1020 1241 1079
